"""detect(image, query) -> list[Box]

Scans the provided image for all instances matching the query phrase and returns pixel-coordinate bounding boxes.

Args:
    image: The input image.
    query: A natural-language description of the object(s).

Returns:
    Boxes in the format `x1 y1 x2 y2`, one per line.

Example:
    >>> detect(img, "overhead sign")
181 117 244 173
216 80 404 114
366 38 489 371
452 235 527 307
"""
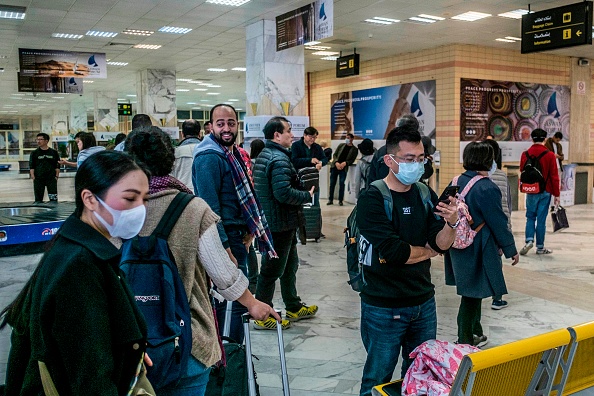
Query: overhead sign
118 103 132 116
521 2 593 54
17 73 83 94
276 0 333 51
19 48 107 78
336 53 359 78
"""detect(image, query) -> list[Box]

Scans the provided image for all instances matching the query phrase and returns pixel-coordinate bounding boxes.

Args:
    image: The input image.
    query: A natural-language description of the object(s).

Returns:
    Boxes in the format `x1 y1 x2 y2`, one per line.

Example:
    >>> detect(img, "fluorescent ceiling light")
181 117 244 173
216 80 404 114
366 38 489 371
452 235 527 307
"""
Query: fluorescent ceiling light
228 99 239 102
232 67 246 71
51 97 64 99
176 89 190 92
321 56 338 61
373 17 400 23
133 44 161 49
364 18 395 25
194 88 207 91
106 61 128 66
0 5 26 19
312 51 340 56
188 80 204 84
451 12 491 21
304 41 321 46
407 16 438 24
159 26 192 34
11 93 25 96
498 9 530 19
205 0 251 6
83 80 95 83
418 14 445 21
207 68 227 72
177 78 192 82
122 29 154 36
200 100 210 102
495 38 515 43
505 36 521 41
117 98 126 101
207 92 220 95
52 33 83 39
305 45 331 50
86 30 118 38
127 94 136 97
187 102 197 104
208 84 221 88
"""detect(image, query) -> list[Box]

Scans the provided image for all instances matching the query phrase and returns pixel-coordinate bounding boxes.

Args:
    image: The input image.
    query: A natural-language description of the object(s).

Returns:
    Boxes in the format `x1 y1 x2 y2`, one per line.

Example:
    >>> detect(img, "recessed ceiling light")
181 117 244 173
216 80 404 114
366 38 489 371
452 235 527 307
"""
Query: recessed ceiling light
205 0 251 6
312 51 340 56
177 78 192 82
86 30 118 38
0 5 26 19
122 29 154 36
51 97 64 99
207 68 227 72
232 67 246 71
83 80 95 83
498 9 530 19
207 92 220 95
52 33 83 39
418 14 445 21
198 82 211 86
133 44 161 49
236 108 243 111
200 99 210 102
505 36 521 41
208 84 221 88
321 56 338 61
11 93 25 96
364 17 399 25
117 98 127 101
194 88 208 91
304 41 321 46
158 26 192 34
107 61 128 66
187 102 197 105
406 16 437 24
176 89 190 92
495 38 515 43
127 94 136 97
228 99 239 102
305 45 331 50
187 80 204 84
451 12 491 21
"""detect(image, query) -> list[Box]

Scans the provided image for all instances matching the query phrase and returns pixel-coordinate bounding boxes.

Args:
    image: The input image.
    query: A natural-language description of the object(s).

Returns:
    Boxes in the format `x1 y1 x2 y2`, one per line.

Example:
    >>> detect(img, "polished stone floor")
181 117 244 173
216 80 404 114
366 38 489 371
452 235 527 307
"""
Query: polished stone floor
1 171 594 394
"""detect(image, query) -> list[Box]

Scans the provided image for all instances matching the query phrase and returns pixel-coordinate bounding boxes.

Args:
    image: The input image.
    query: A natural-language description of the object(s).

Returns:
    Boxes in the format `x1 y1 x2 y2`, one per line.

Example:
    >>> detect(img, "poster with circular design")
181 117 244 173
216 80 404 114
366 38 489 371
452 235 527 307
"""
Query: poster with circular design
488 115 513 141
513 92 538 119
538 88 570 118
461 81 487 114
516 82 540 90
488 86 513 115
514 119 538 141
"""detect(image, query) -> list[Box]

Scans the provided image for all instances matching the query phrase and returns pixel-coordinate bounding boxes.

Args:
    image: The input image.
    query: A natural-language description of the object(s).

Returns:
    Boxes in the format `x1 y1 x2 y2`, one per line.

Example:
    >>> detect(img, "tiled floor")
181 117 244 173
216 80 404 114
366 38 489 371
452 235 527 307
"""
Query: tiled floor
1 171 594 394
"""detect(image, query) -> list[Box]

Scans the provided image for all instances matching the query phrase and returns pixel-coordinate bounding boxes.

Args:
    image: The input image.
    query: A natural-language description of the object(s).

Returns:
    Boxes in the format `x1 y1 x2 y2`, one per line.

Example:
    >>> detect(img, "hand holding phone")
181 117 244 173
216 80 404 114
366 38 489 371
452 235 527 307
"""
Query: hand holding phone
433 185 459 213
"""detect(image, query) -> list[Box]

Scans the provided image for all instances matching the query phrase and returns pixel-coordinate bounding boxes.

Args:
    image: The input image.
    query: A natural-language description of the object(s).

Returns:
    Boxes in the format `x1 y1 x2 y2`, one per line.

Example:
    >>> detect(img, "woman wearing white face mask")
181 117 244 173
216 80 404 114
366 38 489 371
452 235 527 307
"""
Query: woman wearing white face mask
1 150 151 395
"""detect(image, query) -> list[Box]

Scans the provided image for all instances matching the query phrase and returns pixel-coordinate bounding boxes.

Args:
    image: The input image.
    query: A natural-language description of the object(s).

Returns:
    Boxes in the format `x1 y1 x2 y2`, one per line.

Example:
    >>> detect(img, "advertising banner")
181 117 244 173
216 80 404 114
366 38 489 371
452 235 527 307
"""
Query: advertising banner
18 73 83 94
19 48 107 78
330 80 436 140
276 0 333 51
244 115 309 151
460 78 570 162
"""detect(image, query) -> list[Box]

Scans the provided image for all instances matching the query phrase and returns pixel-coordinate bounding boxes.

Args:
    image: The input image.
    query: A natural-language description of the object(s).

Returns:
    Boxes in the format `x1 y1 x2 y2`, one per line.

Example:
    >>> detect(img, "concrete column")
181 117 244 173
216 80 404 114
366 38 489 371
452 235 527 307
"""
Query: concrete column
246 20 306 117
93 91 119 132
69 100 87 133
136 69 177 127
569 57 591 163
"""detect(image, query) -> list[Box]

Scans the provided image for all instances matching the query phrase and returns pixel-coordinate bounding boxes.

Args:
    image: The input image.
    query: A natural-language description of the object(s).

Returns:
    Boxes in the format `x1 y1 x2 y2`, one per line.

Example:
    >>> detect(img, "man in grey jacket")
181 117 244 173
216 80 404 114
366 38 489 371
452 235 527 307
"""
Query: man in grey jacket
171 119 201 190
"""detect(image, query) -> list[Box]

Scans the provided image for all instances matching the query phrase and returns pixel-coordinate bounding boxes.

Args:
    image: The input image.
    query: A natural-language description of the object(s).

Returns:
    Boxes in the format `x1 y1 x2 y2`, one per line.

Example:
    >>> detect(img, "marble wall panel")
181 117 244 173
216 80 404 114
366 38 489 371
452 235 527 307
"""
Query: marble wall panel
93 91 118 131
69 101 87 133
137 69 176 127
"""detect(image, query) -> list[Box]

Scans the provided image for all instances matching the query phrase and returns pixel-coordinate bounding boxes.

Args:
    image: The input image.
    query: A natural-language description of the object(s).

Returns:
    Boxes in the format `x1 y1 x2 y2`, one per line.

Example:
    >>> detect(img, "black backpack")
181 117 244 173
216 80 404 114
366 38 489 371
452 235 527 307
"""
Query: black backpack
345 180 433 292
120 193 193 390
520 151 548 194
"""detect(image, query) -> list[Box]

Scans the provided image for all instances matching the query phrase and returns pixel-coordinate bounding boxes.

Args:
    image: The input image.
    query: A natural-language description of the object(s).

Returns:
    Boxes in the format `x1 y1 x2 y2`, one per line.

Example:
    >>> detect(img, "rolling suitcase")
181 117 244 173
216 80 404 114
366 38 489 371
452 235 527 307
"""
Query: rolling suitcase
243 311 290 396
302 204 322 242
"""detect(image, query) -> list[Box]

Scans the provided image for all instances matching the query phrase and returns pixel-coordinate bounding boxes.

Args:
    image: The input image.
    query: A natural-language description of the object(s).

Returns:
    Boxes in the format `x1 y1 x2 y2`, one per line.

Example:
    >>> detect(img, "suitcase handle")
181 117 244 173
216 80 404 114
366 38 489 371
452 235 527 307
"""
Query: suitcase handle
242 311 290 396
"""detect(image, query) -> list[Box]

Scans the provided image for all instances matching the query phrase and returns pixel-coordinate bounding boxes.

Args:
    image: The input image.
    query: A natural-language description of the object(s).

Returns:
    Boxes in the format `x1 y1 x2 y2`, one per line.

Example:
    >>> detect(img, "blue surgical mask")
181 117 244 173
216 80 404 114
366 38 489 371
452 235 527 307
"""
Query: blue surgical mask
488 160 497 177
389 155 424 185
345 138 351 144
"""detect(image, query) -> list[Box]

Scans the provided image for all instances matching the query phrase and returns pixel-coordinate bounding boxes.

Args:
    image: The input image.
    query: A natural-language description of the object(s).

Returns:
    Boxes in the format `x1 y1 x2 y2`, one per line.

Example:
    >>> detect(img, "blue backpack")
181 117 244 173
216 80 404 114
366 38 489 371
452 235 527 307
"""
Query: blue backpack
120 193 193 390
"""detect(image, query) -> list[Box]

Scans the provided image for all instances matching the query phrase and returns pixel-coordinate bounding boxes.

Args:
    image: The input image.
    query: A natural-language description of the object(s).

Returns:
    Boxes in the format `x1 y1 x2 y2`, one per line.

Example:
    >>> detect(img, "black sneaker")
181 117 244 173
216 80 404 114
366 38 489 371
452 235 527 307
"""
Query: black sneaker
326 201 333 205
473 335 488 348
491 300 508 310
339 201 343 206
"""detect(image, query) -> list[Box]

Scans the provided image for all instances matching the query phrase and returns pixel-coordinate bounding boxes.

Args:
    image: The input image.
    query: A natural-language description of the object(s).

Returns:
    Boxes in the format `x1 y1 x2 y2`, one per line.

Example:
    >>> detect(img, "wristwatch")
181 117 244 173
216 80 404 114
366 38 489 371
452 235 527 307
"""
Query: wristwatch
447 219 460 229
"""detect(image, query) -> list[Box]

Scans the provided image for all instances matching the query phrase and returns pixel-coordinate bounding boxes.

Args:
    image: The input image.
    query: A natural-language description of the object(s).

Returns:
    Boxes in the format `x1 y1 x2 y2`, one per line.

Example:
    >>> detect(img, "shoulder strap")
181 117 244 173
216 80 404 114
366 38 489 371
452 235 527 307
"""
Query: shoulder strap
452 175 460 186
459 175 486 199
535 150 548 161
153 192 194 239
370 179 393 221
415 182 434 214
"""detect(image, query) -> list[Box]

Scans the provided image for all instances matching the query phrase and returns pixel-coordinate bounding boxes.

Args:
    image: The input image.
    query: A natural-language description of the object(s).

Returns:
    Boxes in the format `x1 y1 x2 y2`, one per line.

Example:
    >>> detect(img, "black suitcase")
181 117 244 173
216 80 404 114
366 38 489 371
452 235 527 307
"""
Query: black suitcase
297 167 319 192
302 204 322 242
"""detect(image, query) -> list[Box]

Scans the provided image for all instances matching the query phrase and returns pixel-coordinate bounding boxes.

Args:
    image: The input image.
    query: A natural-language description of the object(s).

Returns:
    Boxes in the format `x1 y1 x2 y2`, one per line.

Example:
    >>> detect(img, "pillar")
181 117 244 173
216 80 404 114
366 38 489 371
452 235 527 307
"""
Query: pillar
93 92 119 132
70 100 88 133
136 69 177 127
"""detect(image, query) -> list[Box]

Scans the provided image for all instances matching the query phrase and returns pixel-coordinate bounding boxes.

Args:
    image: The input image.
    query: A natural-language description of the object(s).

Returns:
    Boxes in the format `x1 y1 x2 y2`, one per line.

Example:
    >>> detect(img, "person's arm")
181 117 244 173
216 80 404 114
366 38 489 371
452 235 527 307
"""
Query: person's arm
315 145 329 166
345 147 359 167
476 183 517 259
546 153 561 198
557 143 564 161
29 151 36 180
425 188 456 252
269 160 311 206
291 142 314 169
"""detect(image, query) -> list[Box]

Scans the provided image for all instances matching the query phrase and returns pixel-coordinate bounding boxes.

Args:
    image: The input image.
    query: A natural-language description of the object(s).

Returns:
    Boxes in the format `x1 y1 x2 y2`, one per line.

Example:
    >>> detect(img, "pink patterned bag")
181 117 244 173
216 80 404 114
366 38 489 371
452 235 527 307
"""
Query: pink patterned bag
451 175 486 250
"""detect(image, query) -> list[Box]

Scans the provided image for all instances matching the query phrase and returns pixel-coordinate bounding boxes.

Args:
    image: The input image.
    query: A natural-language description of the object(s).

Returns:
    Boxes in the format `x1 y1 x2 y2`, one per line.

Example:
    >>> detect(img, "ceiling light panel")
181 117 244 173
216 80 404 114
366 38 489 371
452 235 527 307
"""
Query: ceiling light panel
418 14 445 21
207 92 220 95
406 16 437 24
364 18 397 25
133 44 162 49
122 29 154 36
86 30 118 37
311 51 339 56
83 80 95 83
106 61 128 66
176 89 190 91
304 41 321 46
194 88 207 91
231 67 246 71
505 36 521 41
52 33 83 39
205 0 251 6
321 56 338 61
159 26 192 34
207 68 227 72
305 45 331 50
451 12 491 22
498 9 530 19
0 5 26 19
495 38 515 43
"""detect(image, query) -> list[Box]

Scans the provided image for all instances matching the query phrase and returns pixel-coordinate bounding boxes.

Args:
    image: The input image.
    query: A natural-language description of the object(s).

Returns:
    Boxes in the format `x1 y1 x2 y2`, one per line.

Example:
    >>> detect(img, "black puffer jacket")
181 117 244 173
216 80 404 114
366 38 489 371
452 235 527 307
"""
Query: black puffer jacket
253 141 311 232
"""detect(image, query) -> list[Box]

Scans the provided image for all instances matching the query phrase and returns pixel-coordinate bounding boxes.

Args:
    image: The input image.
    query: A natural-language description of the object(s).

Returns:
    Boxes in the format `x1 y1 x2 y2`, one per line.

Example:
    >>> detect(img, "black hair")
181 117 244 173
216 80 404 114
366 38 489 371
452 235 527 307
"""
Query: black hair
483 139 502 169
385 124 422 155
74 131 86 140
531 128 547 143
79 132 98 150
250 139 265 159
395 114 420 130
37 132 50 141
304 127 319 136
554 132 563 140
114 133 127 146
346 133 354 139
182 119 201 137
126 126 175 177
0 150 148 332
204 121 212 127
463 141 494 171
132 114 152 129
263 116 290 140
210 104 238 122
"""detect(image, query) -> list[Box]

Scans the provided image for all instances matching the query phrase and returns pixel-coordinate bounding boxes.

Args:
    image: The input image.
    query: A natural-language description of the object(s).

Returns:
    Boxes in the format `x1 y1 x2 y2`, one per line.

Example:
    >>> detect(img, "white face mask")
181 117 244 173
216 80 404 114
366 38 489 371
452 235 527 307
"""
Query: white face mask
345 138 351 144
94 196 146 239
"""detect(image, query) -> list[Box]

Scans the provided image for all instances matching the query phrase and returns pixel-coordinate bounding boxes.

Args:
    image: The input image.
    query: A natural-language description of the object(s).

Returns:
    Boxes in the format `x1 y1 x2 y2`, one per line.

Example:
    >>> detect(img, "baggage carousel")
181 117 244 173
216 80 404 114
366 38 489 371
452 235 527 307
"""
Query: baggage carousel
0 202 75 256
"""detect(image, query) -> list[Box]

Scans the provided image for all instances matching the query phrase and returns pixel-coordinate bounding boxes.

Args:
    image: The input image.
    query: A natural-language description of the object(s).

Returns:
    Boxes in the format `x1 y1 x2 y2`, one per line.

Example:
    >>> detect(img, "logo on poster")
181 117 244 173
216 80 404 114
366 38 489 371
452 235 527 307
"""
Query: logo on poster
41 228 59 236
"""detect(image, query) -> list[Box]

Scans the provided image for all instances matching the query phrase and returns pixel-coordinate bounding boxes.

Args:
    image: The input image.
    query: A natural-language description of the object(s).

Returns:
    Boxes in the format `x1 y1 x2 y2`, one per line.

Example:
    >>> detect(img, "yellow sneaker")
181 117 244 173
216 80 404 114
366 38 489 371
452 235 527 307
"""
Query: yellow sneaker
253 317 291 330
286 304 318 321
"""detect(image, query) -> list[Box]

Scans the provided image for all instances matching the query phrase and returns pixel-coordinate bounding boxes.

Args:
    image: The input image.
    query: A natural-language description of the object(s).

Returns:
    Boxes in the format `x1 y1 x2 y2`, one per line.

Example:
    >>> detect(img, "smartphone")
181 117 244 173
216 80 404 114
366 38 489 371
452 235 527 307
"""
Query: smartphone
433 185 459 213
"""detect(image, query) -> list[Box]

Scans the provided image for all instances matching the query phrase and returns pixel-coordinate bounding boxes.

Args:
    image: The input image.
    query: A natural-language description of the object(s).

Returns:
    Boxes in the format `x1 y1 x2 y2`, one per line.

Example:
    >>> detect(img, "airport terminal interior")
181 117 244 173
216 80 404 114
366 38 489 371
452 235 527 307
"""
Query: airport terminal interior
2 0 594 394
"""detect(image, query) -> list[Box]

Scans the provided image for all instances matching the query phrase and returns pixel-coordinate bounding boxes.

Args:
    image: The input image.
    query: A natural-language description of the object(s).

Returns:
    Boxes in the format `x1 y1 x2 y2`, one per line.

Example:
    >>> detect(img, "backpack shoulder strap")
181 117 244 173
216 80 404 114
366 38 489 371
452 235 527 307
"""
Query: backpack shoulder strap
452 175 460 186
370 179 393 221
415 182 434 216
153 192 194 239
535 150 548 161
458 175 486 199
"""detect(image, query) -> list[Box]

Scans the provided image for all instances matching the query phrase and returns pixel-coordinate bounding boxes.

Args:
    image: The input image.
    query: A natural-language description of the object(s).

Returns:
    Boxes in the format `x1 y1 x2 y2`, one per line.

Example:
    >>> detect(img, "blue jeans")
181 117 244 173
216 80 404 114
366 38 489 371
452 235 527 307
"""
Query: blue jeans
216 227 248 343
329 167 348 202
157 356 211 396
525 191 551 249
359 298 437 396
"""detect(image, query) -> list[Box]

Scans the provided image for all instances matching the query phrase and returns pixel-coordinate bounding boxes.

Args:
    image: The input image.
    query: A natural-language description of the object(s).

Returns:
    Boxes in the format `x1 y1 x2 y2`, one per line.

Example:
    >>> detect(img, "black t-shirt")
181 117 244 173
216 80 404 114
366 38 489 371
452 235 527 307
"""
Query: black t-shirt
29 147 60 179
356 183 446 308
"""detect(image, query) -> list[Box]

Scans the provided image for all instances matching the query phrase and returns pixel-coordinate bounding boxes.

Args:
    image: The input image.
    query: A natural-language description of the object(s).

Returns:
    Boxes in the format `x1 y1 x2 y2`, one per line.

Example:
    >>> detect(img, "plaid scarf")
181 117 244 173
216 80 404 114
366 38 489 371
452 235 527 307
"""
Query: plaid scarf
210 135 277 258
149 175 193 195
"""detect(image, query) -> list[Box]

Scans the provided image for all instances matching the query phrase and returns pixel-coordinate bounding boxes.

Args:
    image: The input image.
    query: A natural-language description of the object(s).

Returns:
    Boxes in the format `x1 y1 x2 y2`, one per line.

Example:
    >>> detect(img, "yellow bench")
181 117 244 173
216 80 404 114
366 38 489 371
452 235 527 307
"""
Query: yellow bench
562 321 594 395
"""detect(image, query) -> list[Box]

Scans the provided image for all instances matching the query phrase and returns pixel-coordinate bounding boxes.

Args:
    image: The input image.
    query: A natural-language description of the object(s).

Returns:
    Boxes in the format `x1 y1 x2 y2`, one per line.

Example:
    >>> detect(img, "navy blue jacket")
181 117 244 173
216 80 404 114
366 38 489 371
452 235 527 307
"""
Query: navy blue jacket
291 138 328 170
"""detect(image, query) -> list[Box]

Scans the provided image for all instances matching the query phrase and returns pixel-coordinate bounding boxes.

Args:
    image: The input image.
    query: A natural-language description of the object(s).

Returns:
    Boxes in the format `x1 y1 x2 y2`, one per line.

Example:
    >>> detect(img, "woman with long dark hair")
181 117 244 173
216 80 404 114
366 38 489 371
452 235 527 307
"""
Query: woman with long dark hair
1 150 150 395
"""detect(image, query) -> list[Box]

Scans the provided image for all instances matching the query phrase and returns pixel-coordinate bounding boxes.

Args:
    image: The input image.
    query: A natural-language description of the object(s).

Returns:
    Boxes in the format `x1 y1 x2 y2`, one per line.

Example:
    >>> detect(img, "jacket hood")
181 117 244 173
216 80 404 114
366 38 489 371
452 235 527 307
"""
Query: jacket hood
193 133 224 158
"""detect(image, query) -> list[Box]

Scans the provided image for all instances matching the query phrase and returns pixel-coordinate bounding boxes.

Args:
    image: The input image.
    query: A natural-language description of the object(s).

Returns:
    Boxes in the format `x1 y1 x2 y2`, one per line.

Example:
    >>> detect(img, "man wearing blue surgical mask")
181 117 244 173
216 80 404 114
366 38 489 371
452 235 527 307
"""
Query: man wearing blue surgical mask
328 133 359 205
355 124 458 396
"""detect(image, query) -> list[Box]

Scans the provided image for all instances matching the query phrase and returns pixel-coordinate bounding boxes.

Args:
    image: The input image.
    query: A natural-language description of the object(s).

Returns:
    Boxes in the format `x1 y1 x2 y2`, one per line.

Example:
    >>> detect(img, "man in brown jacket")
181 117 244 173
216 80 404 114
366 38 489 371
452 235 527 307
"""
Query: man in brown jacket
544 131 564 177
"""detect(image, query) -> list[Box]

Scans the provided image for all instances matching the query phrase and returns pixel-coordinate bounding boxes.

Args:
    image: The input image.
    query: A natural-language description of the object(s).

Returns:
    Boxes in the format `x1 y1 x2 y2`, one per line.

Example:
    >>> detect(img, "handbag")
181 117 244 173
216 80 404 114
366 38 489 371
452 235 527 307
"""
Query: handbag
551 205 569 232
297 167 320 192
